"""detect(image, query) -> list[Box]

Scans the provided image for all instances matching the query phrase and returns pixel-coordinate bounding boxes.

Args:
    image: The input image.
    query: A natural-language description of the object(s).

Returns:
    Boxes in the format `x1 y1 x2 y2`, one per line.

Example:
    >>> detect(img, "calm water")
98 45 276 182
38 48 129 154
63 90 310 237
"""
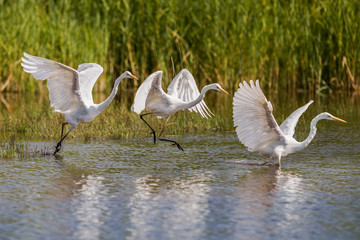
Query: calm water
0 92 359 240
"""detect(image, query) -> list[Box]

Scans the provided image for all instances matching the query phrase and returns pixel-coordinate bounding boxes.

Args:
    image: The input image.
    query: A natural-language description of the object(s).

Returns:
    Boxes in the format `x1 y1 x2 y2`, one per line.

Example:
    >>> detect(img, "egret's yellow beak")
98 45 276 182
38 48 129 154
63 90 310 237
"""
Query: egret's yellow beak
130 73 138 80
220 87 229 95
330 116 347 123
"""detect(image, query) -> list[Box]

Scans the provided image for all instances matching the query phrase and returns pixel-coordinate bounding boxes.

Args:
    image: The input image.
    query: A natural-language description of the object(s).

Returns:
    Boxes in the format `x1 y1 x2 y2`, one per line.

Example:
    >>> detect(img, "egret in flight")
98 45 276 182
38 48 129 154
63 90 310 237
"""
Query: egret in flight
21 52 137 155
233 80 346 166
131 69 229 150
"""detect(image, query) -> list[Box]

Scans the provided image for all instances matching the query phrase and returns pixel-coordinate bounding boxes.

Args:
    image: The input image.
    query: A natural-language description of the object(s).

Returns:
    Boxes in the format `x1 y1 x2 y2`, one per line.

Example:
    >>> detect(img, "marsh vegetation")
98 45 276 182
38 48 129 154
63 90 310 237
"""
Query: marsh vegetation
0 0 359 95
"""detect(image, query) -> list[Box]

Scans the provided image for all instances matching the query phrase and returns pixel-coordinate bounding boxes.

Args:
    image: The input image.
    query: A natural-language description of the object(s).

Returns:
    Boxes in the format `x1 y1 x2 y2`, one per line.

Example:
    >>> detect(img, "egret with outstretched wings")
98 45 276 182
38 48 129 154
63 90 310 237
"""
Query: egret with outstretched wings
233 80 346 166
21 52 137 154
131 69 229 150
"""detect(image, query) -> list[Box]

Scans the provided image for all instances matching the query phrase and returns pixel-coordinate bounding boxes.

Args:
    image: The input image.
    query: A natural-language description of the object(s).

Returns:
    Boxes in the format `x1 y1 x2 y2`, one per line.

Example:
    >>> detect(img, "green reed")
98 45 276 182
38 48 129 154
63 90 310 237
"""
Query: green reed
0 0 359 94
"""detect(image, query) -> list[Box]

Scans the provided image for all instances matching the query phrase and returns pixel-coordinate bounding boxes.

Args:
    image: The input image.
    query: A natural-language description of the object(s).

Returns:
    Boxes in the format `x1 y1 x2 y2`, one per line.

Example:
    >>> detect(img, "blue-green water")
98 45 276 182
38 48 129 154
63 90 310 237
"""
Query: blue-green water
0 128 359 240
0 92 359 240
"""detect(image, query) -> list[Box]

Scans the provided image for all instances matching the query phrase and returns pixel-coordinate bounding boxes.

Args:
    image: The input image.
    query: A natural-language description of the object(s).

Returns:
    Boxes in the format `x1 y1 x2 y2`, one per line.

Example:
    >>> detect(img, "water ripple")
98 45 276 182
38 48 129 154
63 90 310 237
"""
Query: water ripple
0 130 359 240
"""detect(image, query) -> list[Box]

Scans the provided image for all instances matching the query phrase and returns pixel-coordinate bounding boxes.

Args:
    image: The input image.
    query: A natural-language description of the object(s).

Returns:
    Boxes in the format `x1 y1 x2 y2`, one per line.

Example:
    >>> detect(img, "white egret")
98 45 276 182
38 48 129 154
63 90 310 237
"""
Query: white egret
21 52 137 154
131 69 229 150
233 80 346 166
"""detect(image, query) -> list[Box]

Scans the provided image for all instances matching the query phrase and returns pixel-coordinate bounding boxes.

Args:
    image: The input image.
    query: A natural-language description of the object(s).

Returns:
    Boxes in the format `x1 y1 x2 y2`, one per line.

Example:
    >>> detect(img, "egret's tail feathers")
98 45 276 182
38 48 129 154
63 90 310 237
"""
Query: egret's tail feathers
188 100 214 119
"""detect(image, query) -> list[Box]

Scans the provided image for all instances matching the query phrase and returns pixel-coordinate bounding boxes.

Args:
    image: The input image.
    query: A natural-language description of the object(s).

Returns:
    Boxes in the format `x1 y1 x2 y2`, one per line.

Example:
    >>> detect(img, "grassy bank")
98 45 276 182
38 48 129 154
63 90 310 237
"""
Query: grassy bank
0 89 358 143
0 92 233 141
0 0 359 95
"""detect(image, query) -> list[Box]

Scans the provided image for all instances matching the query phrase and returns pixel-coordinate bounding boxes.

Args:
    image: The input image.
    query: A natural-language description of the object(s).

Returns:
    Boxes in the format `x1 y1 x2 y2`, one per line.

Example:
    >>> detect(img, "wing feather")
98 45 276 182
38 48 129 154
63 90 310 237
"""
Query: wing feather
279 100 313 137
167 69 213 118
21 52 84 113
131 71 164 114
77 63 103 105
233 80 285 153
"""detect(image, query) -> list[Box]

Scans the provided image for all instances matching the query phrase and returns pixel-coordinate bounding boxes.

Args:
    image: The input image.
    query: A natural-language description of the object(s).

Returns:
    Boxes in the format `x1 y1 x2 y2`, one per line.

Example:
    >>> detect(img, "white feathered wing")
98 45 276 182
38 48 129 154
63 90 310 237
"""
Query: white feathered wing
77 63 103 106
131 69 213 118
233 80 285 154
21 52 103 113
131 71 164 114
167 69 213 118
279 100 313 137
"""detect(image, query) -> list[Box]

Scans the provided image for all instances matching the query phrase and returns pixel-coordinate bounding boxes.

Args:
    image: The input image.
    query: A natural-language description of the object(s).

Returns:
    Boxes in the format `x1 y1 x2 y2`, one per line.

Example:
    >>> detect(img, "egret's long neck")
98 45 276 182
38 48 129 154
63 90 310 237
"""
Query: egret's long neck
95 76 123 115
180 86 210 110
300 114 323 148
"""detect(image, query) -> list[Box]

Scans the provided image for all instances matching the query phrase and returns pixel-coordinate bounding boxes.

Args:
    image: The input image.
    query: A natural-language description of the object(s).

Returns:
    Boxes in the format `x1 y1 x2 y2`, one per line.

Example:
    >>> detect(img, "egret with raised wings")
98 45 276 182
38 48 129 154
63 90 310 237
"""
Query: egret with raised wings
233 80 346 166
21 52 137 155
131 69 229 151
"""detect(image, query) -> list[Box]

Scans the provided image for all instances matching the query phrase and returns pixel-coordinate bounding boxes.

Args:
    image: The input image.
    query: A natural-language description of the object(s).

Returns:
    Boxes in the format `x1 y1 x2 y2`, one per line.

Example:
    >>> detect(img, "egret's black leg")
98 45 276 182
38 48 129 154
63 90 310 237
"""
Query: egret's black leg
158 116 184 151
54 122 68 154
60 122 69 139
54 126 73 155
140 113 156 144
54 131 70 155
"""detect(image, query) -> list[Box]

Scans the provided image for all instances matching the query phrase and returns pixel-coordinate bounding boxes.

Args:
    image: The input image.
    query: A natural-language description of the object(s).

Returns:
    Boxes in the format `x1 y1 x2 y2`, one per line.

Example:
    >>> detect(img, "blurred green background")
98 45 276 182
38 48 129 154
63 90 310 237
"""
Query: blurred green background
1 0 359 95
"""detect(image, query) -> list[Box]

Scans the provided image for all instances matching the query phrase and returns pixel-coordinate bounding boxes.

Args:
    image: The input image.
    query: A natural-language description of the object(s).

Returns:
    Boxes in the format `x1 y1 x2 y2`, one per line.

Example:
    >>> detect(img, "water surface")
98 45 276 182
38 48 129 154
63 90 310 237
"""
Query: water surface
1 126 359 240
0 92 359 240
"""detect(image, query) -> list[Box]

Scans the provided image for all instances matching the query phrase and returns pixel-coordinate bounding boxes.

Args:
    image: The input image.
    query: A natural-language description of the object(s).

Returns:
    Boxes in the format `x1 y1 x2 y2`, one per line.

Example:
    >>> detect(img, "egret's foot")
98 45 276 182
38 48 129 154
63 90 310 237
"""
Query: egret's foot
260 161 280 166
158 138 184 151
54 143 62 155
226 160 270 166
172 142 184 151
260 161 281 169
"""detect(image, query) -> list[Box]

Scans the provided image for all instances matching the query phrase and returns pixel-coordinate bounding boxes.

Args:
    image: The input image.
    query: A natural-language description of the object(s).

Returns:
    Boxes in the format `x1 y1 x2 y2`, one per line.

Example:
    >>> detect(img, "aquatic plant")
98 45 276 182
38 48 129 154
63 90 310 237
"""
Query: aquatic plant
0 138 52 159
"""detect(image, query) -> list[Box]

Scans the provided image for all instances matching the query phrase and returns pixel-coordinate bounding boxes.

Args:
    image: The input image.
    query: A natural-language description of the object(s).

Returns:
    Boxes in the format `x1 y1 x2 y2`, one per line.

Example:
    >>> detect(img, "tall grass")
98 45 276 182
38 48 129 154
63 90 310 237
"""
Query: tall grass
0 0 359 94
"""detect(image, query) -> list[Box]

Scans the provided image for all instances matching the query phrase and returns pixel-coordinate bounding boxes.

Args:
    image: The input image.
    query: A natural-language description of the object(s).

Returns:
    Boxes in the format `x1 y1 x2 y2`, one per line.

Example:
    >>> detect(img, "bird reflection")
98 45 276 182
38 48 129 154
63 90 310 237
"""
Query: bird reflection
50 161 108 240
72 175 108 240
232 166 305 235
237 166 280 208
127 172 212 239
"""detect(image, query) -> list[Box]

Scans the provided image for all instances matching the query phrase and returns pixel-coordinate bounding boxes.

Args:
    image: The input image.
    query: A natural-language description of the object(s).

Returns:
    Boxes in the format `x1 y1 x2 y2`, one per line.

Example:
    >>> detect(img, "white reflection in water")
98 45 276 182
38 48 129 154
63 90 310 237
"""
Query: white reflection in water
72 175 108 240
234 167 306 234
128 172 212 239
275 170 304 222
